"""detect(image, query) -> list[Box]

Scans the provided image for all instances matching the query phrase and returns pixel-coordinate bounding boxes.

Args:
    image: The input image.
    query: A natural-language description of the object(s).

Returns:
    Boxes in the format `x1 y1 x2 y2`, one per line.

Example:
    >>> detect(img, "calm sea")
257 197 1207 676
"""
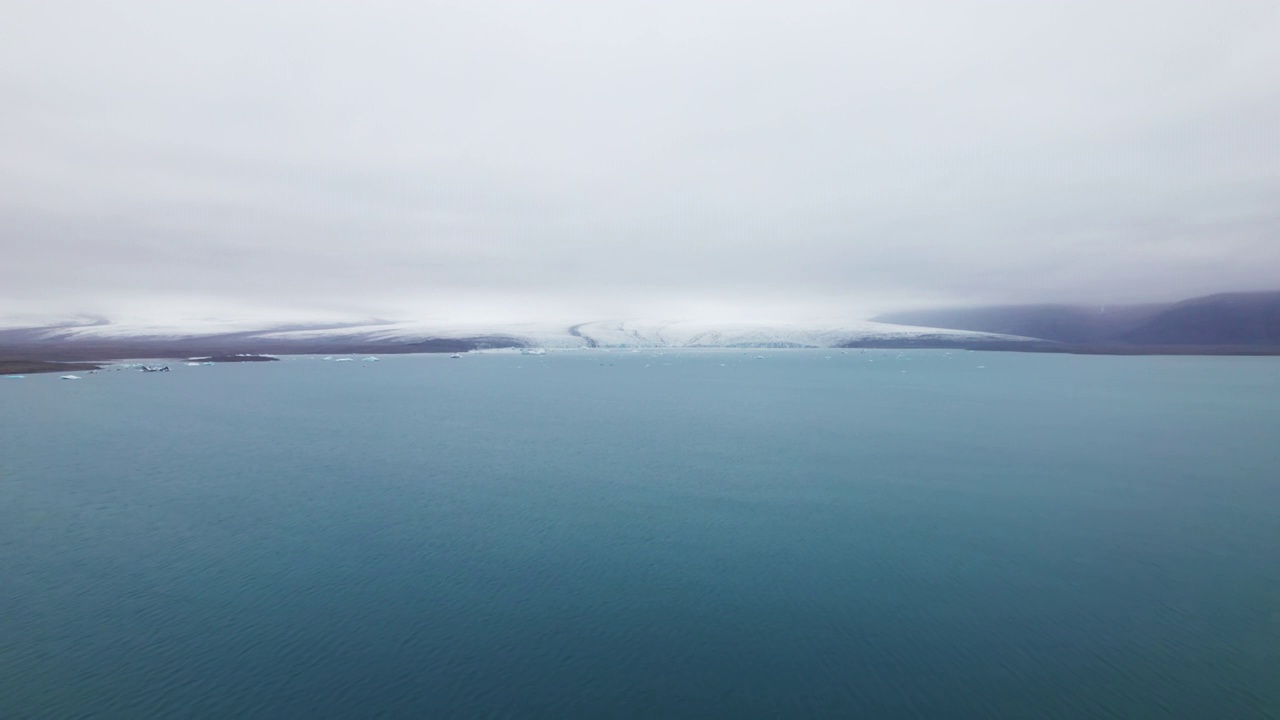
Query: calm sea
2 351 1277 718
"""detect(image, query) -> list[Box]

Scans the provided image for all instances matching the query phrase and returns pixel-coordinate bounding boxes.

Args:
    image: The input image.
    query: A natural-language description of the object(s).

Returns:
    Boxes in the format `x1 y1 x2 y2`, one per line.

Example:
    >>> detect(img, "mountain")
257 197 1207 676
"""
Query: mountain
873 304 1167 344
0 318 1036 361
8 292 1279 362
261 319 1033 349
1119 292 1280 346
875 292 1280 349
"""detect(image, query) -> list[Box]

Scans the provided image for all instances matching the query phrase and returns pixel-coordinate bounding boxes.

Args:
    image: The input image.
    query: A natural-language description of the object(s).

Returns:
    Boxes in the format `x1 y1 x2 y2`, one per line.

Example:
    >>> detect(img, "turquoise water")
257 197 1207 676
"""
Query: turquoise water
2 350 1278 718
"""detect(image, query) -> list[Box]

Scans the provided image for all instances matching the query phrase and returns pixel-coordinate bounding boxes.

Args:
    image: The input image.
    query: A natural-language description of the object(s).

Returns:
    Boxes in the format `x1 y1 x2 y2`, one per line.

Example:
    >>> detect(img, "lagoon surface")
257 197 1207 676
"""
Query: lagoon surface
2 351 1278 718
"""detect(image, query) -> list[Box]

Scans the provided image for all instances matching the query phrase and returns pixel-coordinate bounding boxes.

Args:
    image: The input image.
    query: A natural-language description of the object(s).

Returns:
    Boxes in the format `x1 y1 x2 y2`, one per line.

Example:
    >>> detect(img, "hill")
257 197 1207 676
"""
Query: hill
875 292 1280 350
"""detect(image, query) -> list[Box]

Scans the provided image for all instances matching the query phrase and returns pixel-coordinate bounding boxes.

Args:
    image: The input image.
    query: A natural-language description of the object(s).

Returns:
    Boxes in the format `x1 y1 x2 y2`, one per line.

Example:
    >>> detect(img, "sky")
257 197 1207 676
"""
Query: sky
2 1 1278 326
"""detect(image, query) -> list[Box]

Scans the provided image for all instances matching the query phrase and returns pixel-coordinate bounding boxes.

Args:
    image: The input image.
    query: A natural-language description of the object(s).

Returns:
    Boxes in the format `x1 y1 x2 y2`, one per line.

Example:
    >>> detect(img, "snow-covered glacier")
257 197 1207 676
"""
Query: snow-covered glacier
559 319 1032 348
254 318 1036 349
1 316 1040 351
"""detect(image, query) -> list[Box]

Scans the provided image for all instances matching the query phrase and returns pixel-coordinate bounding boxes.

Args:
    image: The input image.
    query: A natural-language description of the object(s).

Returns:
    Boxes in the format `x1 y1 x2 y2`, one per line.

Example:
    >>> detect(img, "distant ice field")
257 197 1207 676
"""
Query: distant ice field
4 317 1038 348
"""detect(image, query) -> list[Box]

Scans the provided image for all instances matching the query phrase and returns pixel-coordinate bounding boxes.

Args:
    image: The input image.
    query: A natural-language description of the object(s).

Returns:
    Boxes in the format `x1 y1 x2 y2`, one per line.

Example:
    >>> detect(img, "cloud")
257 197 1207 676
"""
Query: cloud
2 0 1278 323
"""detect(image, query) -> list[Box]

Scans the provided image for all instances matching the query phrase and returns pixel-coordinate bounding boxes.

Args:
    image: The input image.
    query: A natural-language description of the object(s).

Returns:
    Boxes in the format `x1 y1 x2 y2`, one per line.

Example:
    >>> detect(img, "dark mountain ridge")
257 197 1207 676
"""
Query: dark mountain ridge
875 291 1280 349
1119 292 1280 346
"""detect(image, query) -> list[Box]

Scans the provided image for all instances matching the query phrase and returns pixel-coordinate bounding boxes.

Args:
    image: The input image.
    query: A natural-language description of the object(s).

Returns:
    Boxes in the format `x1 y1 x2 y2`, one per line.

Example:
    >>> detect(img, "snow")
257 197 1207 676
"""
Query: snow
561 319 1027 348
256 320 578 346
2 317 1040 349
26 319 283 341
252 318 1035 348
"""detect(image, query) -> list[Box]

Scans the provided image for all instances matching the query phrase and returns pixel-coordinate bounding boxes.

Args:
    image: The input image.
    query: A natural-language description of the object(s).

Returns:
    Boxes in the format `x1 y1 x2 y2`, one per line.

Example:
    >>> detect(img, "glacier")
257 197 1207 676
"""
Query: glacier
0 316 1041 352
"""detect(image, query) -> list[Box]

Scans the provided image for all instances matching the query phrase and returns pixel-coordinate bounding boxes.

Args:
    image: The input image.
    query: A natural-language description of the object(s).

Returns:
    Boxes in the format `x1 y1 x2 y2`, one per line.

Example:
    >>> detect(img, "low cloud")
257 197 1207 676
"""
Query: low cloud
2 1 1278 324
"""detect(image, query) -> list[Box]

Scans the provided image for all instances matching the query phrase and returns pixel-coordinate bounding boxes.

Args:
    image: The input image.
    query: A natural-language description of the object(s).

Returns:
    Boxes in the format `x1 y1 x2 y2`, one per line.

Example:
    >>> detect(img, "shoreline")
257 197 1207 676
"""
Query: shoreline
5 340 1280 370
1 360 103 375
962 342 1280 357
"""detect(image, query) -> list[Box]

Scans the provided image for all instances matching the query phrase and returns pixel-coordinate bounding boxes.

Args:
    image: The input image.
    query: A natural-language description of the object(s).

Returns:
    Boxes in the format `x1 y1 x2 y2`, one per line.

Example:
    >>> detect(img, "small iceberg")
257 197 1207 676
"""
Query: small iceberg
450 353 462 359
60 374 81 380
334 358 354 362
362 357 380 362
6 375 25 379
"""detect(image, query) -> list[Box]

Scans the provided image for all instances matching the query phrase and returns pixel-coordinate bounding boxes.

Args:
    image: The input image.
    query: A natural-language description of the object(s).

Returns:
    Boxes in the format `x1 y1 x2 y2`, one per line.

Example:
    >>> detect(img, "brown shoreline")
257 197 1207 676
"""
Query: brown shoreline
1 360 102 375
5 338 1280 368
963 342 1280 356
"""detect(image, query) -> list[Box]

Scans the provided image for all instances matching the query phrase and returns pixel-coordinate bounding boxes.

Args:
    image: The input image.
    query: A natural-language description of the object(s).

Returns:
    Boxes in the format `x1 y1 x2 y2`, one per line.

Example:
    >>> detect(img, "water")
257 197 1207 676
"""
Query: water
2 351 1277 718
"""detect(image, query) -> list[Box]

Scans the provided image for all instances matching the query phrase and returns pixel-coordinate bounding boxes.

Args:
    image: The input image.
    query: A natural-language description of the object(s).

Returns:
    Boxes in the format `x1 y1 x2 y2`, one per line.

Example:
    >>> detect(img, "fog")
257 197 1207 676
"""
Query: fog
3 1 1278 326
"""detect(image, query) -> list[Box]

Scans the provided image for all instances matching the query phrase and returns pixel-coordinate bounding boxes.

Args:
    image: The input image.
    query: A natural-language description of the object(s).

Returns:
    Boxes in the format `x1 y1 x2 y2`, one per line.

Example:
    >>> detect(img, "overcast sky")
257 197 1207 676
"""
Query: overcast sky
2 1 1278 325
